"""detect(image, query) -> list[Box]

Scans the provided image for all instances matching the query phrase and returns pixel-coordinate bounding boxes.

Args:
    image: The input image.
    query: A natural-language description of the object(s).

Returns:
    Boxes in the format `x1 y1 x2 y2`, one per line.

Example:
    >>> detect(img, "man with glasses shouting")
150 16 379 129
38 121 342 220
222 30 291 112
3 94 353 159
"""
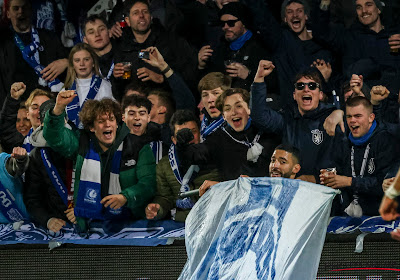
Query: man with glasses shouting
250 60 347 190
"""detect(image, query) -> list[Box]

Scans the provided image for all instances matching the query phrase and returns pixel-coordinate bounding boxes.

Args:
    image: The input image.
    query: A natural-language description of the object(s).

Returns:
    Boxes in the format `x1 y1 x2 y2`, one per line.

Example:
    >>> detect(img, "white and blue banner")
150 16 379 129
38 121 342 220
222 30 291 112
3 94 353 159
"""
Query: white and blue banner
0 220 184 246
179 177 339 280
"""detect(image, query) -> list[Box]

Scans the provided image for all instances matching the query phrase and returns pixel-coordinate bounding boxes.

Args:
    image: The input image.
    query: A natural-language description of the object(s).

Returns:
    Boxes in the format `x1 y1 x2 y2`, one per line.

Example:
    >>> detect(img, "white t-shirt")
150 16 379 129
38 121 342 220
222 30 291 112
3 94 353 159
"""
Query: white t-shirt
74 77 114 106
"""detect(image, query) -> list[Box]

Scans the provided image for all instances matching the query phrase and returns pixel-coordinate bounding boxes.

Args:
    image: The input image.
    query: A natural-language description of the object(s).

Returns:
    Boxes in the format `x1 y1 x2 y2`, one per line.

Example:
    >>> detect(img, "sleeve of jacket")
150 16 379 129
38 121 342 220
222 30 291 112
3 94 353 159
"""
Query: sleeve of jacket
23 150 54 227
121 144 157 211
350 133 396 196
241 0 283 52
250 82 284 135
5 155 29 177
43 111 80 158
167 72 196 111
152 159 175 220
177 142 213 167
0 95 24 153
310 0 347 55
167 34 198 88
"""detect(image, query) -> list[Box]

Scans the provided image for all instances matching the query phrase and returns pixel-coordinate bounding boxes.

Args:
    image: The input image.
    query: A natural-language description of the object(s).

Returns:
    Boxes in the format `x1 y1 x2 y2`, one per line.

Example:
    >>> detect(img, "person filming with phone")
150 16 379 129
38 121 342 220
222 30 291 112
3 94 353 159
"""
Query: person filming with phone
112 0 198 89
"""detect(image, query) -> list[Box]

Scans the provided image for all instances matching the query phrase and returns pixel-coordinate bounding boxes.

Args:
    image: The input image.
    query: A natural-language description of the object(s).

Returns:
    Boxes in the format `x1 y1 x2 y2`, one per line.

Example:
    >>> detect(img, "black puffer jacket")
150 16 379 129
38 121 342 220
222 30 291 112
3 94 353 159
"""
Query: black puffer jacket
23 147 69 228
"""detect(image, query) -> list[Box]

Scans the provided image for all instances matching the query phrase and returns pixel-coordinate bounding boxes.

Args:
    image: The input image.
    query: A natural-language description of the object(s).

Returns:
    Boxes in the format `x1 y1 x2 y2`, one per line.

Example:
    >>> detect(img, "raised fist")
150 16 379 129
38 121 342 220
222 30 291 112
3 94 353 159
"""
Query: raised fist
176 128 194 147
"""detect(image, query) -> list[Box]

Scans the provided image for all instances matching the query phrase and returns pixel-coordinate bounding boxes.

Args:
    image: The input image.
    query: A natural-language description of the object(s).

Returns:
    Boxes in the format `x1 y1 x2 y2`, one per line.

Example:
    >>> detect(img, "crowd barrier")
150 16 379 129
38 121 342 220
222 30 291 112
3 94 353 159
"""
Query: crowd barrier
0 233 400 279
0 216 399 279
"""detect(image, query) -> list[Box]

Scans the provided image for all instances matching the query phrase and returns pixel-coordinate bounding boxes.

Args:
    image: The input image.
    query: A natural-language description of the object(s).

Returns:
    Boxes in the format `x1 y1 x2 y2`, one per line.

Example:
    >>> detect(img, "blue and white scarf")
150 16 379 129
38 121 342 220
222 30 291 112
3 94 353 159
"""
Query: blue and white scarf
13 27 64 92
0 180 27 223
149 141 163 164
40 148 69 206
65 75 102 128
200 115 224 142
74 141 126 220
101 60 114 81
168 144 199 211
22 128 34 154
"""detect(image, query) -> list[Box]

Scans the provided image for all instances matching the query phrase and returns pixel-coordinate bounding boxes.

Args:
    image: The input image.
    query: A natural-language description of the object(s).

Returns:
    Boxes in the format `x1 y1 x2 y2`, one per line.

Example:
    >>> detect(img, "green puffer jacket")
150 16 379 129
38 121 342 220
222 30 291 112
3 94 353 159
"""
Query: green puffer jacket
153 155 221 222
43 111 156 230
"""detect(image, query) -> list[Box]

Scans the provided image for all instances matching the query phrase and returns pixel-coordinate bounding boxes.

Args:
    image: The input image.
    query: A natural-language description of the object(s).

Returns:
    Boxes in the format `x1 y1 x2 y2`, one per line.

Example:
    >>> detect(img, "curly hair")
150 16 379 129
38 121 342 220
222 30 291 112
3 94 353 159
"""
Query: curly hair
79 98 122 130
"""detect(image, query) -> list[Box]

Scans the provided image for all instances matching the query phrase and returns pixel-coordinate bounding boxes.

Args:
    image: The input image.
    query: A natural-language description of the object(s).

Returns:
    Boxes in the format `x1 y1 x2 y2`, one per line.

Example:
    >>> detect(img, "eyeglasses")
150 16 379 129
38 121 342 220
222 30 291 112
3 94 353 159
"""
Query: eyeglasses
294 82 320 90
219 19 239 27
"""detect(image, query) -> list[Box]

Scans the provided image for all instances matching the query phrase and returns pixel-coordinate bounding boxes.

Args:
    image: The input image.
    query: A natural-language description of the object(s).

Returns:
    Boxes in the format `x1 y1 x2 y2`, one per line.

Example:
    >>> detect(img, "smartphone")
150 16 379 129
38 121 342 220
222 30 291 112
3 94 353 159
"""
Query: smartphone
138 51 150 60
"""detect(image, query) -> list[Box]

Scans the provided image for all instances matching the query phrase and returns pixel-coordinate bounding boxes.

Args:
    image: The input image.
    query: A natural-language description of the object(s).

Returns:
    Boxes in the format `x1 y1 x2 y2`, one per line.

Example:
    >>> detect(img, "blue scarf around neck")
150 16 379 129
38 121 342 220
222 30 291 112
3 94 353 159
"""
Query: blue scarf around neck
230 30 253 51
348 120 377 146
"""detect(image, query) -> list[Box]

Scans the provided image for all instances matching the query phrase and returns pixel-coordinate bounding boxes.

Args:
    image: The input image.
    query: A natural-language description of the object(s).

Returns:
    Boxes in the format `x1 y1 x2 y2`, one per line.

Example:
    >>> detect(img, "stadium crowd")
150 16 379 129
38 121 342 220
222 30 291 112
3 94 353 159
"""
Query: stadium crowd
0 0 400 239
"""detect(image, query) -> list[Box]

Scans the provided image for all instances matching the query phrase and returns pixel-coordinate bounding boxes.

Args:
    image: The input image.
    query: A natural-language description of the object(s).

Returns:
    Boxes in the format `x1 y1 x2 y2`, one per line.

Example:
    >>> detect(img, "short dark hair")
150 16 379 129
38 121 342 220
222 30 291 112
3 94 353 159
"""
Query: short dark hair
121 94 152 113
124 0 150 16
148 89 176 123
293 68 323 91
80 98 122 130
274 144 301 164
81 15 108 36
345 96 373 114
124 80 147 97
169 110 200 136
215 88 250 113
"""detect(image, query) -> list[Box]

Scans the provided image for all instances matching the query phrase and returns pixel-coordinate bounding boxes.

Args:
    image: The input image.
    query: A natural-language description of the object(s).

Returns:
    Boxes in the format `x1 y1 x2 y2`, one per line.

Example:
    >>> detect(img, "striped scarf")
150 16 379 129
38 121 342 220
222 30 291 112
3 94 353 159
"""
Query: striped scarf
22 128 34 154
74 140 124 220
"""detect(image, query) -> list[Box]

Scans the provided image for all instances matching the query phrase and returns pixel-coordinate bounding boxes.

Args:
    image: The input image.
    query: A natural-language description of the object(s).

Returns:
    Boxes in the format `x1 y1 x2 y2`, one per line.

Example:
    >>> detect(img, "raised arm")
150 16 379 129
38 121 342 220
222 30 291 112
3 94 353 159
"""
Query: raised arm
250 60 285 134
241 0 283 51
310 0 347 54
0 83 27 153
43 90 80 158
6 147 29 177
143 46 196 111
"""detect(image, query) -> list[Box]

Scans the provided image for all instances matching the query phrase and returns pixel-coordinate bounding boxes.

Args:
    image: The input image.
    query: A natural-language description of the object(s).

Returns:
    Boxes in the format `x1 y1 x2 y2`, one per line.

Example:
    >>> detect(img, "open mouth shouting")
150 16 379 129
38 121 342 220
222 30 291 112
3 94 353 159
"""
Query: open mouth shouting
131 122 144 135
291 18 302 29
350 125 360 136
103 129 114 141
270 168 282 177
301 95 313 106
231 117 243 128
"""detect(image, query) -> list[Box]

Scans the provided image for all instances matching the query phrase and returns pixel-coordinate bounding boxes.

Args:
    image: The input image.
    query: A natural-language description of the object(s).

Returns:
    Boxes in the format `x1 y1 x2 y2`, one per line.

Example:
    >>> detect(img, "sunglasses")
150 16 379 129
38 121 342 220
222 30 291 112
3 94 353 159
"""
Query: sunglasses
294 82 320 90
219 19 239 27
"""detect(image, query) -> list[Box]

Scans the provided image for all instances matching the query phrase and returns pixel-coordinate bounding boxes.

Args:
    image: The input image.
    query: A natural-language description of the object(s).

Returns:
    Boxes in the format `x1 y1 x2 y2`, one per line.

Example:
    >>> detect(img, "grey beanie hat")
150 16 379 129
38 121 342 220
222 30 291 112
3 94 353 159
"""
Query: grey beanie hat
281 0 310 21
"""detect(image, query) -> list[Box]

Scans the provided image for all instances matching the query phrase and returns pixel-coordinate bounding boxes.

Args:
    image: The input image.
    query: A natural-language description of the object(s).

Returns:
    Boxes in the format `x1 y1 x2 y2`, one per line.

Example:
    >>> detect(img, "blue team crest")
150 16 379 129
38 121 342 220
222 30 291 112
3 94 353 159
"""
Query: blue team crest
311 129 323 145
84 189 97 204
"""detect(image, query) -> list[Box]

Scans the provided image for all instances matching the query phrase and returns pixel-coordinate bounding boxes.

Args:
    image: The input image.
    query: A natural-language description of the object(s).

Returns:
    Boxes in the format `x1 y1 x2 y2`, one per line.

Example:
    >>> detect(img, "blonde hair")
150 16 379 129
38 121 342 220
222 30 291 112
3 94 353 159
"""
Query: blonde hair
25 89 53 108
64 43 101 89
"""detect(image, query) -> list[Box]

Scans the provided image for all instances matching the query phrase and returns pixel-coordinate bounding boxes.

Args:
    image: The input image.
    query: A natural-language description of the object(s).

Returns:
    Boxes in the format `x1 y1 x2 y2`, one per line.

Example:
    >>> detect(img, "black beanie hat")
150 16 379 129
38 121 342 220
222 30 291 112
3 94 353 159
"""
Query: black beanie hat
219 2 251 28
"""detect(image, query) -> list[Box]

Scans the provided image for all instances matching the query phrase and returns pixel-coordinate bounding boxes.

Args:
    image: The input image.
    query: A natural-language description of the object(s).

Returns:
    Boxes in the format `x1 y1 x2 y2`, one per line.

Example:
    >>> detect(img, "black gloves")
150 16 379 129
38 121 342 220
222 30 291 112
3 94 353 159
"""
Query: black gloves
176 128 194 147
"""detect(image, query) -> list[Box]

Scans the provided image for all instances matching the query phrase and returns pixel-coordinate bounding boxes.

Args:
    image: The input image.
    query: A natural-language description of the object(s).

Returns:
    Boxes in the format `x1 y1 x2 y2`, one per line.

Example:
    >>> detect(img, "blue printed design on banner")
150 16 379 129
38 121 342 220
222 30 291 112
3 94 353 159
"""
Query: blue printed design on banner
194 179 299 279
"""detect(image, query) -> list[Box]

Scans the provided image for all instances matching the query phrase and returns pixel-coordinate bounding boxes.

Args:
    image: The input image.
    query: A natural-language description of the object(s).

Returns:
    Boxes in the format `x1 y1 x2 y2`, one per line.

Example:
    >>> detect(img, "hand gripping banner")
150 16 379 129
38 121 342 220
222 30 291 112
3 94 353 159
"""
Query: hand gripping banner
179 177 339 280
